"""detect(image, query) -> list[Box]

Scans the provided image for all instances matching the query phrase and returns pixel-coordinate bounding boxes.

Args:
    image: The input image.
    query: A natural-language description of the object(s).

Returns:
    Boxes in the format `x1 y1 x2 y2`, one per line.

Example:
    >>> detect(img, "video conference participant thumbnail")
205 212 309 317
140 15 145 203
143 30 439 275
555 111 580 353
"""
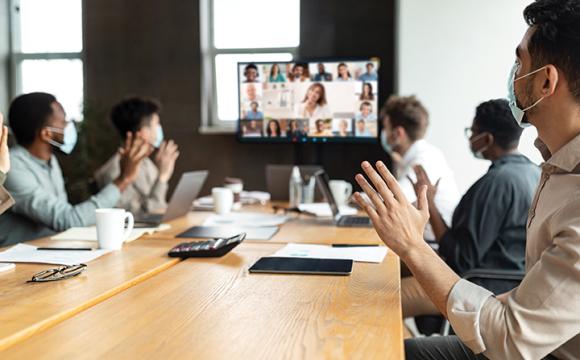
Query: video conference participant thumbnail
295 83 332 120
240 119 263 137
243 101 264 120
312 63 333 82
333 118 353 137
243 63 260 83
309 119 332 137
288 63 310 82
286 119 308 140
355 101 377 121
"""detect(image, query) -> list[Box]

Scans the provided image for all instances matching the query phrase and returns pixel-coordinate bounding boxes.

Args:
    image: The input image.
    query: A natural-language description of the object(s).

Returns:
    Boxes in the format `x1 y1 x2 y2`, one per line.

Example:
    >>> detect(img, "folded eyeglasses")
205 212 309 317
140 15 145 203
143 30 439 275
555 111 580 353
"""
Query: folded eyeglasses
28 263 87 283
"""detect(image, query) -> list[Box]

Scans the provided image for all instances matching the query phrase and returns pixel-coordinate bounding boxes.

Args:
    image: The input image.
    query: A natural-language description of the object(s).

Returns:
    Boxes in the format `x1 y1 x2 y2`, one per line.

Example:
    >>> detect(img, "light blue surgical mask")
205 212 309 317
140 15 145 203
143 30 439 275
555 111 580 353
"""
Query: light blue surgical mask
154 125 164 148
507 62 547 128
46 122 78 154
380 129 392 153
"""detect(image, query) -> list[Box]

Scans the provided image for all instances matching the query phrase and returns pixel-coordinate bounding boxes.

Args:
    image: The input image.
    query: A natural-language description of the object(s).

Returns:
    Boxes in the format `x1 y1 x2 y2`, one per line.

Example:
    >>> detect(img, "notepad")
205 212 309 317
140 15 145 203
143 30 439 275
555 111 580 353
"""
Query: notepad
202 213 287 227
51 224 171 243
271 243 388 263
298 203 358 217
0 244 111 265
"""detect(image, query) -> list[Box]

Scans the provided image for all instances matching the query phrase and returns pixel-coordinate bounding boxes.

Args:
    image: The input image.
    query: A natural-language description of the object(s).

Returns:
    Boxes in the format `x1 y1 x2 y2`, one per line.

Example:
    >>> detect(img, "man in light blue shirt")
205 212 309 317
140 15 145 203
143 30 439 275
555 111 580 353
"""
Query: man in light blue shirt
358 62 378 82
244 101 264 120
355 119 373 137
0 93 151 246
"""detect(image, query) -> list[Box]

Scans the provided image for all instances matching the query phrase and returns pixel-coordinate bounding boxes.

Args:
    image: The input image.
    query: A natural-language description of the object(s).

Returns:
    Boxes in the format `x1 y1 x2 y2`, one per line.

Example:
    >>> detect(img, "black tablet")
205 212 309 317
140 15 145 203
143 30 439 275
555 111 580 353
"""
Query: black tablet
249 257 353 276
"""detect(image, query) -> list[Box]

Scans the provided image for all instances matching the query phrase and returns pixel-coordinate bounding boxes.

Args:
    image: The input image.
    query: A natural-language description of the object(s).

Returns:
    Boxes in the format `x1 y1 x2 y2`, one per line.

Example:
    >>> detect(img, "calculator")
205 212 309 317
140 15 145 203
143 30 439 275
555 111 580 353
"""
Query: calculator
167 233 246 258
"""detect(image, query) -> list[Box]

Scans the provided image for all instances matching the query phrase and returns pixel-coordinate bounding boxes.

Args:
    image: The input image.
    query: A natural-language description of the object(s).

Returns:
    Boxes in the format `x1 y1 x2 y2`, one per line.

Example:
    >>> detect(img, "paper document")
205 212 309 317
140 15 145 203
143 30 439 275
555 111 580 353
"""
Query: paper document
272 243 388 263
0 244 111 265
298 203 358 217
51 224 171 243
241 191 271 204
203 212 287 228
193 191 271 210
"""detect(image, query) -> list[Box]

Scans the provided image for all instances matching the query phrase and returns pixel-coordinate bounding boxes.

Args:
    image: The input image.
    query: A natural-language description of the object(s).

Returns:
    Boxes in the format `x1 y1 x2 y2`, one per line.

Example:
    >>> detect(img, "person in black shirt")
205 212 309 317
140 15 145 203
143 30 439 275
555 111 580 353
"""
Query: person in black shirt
402 99 541 318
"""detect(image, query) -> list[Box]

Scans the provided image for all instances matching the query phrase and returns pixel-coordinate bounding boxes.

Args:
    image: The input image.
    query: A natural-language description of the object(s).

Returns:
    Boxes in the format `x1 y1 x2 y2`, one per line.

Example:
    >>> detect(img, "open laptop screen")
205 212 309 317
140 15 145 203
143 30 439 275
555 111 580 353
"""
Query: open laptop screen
314 170 340 218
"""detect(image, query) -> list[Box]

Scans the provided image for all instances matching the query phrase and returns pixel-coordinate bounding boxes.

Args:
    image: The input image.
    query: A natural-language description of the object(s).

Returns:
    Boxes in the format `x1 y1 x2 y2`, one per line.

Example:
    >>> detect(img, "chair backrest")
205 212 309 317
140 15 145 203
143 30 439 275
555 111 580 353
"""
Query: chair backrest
265 164 323 201
462 268 525 295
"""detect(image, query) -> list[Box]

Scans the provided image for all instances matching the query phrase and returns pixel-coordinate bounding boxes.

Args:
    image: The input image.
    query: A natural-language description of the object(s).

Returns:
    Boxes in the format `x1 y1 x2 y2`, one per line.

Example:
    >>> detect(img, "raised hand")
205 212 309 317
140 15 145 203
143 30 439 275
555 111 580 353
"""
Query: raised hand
407 165 440 206
353 161 429 256
114 132 153 191
154 139 180 183
0 112 10 174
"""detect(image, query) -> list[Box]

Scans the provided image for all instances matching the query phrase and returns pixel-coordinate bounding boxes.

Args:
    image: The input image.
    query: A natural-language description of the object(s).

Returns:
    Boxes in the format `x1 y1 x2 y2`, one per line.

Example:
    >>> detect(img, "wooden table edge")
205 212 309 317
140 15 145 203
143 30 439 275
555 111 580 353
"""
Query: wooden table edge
0 258 181 352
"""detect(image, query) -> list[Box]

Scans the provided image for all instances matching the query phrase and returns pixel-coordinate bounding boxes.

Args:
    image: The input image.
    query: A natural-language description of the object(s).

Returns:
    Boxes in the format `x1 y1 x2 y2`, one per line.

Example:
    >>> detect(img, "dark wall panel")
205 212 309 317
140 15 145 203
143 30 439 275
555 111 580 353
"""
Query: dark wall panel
82 0 395 197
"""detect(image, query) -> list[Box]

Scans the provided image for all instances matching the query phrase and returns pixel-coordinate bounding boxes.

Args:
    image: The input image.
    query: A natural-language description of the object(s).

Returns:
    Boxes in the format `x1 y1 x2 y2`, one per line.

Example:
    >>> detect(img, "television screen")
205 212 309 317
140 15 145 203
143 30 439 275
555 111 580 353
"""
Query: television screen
237 58 380 143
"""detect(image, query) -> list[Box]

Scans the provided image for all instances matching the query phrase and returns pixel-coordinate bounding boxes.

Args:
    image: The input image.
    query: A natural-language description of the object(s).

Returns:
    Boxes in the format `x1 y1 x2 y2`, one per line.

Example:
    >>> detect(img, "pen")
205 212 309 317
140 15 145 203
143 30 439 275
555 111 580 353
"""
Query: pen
37 247 93 251
332 244 379 247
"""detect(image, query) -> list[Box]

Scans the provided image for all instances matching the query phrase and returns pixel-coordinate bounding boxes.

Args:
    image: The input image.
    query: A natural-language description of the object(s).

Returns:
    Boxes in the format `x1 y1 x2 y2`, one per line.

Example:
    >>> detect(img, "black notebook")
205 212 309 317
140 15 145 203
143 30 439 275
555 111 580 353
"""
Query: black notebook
177 226 279 241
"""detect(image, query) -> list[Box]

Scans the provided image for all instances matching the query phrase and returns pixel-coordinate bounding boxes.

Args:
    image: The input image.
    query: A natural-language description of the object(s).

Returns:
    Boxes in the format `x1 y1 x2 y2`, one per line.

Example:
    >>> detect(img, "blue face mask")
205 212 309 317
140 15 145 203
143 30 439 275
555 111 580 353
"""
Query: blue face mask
154 125 164 148
46 122 78 154
507 62 547 128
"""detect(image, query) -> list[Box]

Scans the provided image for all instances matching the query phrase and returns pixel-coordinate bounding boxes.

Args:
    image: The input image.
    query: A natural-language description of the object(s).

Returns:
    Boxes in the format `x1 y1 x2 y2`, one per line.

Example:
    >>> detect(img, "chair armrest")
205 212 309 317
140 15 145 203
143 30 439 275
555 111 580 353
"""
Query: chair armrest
462 268 525 282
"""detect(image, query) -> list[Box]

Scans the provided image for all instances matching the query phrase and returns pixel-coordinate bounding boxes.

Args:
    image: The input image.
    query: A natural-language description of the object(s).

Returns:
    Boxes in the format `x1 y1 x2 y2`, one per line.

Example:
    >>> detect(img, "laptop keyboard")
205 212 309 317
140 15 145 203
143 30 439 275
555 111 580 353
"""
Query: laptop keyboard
339 216 371 226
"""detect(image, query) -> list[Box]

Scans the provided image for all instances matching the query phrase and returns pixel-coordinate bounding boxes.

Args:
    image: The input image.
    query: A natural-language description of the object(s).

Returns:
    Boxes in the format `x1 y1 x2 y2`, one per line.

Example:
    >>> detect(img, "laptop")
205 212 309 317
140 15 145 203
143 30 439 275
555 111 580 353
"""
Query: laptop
265 164 323 201
135 170 209 227
314 170 372 228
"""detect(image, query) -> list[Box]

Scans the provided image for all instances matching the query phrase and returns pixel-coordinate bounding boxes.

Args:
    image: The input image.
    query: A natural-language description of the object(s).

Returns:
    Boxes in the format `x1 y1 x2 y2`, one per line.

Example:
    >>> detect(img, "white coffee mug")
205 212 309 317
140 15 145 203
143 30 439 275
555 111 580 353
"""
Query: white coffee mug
212 187 234 215
329 180 353 206
95 209 134 250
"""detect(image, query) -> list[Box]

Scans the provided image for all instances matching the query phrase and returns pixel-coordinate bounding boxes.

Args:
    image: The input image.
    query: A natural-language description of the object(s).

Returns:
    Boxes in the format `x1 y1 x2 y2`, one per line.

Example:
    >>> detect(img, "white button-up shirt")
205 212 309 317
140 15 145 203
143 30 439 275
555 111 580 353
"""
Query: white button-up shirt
447 134 580 359
396 139 461 241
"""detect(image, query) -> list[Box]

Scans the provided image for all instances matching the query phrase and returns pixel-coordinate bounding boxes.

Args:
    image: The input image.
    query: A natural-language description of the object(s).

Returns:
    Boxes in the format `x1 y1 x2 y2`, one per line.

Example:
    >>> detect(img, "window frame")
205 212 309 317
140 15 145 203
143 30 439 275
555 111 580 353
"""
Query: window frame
8 0 84 117
199 0 299 134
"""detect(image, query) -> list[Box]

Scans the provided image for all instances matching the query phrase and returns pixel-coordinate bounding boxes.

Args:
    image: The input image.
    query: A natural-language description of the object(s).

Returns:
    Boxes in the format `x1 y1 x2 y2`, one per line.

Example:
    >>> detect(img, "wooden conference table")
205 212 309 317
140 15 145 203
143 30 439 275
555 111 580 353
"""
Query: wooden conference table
0 205 403 359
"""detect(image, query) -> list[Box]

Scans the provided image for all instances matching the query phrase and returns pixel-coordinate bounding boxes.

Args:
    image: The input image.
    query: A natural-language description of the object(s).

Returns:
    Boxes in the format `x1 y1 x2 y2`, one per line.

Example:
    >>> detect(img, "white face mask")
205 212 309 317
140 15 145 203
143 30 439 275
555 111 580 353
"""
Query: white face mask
153 125 164 148
469 132 490 160
507 62 547 128
380 129 392 153
46 122 78 155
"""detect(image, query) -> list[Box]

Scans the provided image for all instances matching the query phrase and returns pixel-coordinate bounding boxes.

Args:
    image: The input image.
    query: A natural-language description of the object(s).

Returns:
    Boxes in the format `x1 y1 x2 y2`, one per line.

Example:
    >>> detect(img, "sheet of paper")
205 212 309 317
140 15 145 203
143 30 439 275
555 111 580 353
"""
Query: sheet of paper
193 191 271 210
0 244 111 266
203 212 287 228
271 243 388 263
51 224 171 243
298 203 358 217
240 191 271 204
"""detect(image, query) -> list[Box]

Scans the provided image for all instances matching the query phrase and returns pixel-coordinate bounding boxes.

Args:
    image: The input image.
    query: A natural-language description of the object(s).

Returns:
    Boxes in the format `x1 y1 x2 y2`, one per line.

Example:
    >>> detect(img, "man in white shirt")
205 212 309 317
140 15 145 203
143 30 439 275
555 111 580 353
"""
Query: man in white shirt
380 95 460 241
355 1 580 358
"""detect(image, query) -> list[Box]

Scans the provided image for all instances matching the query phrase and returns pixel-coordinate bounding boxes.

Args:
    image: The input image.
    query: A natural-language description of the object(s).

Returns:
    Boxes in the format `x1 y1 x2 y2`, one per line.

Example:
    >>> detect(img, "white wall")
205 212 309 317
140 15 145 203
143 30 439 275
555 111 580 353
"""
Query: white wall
397 0 542 193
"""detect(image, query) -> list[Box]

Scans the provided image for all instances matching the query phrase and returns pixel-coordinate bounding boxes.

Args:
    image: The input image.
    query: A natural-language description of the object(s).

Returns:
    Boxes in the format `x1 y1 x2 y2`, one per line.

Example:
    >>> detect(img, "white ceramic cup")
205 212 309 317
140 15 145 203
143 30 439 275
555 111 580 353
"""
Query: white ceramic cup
212 187 234 215
329 180 353 206
95 209 134 250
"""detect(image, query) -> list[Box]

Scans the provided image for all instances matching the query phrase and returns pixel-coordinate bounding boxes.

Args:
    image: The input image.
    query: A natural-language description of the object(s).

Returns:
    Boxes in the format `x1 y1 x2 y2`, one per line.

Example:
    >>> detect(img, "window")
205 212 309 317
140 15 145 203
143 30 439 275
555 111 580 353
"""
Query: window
200 0 300 132
10 0 84 121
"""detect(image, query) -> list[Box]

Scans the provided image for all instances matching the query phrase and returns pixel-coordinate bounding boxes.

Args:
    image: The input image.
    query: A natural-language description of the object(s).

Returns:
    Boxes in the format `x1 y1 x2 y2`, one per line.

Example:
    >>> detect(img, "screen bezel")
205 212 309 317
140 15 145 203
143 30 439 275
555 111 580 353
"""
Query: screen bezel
236 57 381 144
314 170 340 220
